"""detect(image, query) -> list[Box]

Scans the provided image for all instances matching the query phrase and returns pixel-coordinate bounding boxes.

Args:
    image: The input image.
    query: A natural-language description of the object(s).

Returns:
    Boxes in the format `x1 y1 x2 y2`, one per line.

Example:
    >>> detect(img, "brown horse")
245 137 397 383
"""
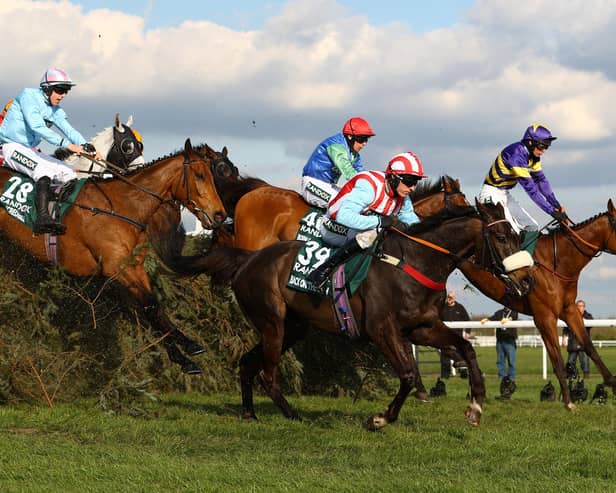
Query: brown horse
205 170 470 249
0 139 226 374
458 199 616 409
160 201 526 429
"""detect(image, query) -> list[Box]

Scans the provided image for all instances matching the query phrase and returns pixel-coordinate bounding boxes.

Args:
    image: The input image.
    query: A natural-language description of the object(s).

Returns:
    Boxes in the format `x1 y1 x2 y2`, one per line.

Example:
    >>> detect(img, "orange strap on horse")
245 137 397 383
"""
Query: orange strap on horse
560 221 600 252
392 226 452 255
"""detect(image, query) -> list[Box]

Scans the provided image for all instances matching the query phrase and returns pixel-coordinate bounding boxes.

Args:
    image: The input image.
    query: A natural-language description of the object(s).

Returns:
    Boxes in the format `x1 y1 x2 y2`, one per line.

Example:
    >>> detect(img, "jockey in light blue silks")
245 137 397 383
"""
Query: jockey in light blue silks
0 68 97 235
478 123 568 233
307 151 425 288
300 117 375 208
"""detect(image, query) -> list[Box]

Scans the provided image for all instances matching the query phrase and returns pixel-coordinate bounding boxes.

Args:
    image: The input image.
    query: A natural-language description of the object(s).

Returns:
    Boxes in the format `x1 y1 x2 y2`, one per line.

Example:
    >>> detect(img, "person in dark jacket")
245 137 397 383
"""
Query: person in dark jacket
563 299 593 379
439 291 470 378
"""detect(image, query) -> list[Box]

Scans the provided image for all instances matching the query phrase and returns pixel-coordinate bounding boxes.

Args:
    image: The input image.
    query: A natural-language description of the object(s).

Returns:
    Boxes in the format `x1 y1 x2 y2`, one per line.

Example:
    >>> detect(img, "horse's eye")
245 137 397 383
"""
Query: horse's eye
195 172 204 180
496 234 507 243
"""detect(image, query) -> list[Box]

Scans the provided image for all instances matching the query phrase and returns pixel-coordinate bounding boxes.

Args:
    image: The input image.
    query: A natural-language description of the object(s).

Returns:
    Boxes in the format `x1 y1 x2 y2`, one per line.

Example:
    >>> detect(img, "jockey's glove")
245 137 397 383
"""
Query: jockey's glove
82 142 97 155
379 215 395 228
551 209 569 223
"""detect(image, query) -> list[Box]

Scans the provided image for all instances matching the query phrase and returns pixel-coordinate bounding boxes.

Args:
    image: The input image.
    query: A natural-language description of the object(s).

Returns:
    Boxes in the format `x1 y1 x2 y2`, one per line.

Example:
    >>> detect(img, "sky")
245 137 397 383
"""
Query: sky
2 0 616 317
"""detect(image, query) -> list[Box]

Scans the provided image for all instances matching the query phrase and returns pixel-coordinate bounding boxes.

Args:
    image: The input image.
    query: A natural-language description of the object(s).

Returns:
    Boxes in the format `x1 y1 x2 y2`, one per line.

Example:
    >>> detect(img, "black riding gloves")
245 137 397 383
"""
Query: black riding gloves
551 209 569 223
379 215 407 232
379 215 394 228
82 142 97 155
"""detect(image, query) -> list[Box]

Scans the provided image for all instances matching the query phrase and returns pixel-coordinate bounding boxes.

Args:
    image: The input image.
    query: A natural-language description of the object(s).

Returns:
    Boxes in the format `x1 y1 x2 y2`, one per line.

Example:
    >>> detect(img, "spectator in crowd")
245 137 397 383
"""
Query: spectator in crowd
563 299 594 379
482 306 519 398
439 291 470 378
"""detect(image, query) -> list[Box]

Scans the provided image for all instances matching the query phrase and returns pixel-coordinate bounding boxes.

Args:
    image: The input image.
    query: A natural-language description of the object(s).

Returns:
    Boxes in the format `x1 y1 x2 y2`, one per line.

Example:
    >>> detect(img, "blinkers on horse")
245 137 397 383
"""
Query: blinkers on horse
106 124 144 171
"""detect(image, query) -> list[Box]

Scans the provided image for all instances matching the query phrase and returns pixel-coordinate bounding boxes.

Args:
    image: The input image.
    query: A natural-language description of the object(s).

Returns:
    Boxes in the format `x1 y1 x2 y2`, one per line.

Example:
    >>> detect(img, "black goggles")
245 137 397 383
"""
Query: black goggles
535 141 551 151
52 85 71 95
354 135 370 144
398 174 421 187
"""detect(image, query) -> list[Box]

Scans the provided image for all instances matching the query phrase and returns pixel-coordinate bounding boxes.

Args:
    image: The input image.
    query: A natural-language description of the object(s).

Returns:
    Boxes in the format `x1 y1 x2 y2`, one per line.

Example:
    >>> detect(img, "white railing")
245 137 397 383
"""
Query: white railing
443 319 616 379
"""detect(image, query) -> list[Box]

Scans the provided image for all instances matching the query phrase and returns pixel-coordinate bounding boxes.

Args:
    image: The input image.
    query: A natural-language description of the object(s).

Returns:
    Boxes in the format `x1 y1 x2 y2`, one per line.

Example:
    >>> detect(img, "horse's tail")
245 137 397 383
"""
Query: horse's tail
171 247 253 284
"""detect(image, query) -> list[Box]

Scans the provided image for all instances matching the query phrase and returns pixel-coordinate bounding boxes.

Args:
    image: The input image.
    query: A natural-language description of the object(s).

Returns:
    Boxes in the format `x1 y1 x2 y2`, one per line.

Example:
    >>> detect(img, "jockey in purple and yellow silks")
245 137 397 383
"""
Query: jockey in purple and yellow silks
478 123 568 233
300 117 374 208
307 151 425 289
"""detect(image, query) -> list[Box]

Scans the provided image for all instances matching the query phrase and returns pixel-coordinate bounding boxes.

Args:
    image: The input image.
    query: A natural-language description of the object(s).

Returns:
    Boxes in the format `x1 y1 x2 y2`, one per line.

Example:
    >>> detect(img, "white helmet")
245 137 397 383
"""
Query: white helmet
40 68 76 88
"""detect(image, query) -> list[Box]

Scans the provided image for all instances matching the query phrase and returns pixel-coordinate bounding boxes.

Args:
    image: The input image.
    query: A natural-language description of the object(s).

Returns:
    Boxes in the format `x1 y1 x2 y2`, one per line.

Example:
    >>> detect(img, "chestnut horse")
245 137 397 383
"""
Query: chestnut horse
459 200 616 409
160 201 527 429
0 139 226 374
202 166 470 250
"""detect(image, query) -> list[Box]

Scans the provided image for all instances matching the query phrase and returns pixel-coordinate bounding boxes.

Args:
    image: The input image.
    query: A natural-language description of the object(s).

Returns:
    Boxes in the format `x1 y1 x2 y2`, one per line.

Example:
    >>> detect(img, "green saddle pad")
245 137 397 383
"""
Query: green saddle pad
296 207 324 242
1 174 87 229
287 236 374 296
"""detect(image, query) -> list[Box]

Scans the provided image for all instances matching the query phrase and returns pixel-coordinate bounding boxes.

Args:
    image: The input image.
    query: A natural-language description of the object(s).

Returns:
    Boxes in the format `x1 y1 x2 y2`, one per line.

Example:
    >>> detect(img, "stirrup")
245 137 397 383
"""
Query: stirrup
33 219 66 236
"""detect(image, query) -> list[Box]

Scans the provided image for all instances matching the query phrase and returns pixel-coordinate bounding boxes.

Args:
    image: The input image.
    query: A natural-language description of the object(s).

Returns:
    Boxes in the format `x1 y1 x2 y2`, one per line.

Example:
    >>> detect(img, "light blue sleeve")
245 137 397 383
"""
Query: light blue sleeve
398 196 420 226
52 108 86 145
19 90 65 146
335 179 380 230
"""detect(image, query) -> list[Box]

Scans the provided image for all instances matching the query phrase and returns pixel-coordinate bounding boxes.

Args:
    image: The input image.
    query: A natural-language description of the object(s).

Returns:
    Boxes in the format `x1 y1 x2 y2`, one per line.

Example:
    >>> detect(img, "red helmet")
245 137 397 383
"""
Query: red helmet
386 152 426 178
342 117 375 137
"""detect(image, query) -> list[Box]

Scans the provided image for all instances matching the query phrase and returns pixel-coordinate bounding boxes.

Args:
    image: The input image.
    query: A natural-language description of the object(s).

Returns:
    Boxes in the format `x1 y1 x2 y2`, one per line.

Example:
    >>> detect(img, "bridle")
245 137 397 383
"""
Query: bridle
74 152 220 230
479 218 519 279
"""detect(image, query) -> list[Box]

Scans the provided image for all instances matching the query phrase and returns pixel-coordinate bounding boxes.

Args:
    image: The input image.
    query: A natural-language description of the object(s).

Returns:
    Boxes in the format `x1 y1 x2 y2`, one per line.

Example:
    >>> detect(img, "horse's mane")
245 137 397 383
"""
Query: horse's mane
404 205 477 235
410 175 457 202
571 211 607 230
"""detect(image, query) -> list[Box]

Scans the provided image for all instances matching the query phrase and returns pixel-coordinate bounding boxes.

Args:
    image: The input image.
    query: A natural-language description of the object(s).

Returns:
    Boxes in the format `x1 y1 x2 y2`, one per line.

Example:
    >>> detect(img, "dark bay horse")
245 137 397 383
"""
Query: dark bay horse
458 199 616 409
161 201 527 429
0 139 226 374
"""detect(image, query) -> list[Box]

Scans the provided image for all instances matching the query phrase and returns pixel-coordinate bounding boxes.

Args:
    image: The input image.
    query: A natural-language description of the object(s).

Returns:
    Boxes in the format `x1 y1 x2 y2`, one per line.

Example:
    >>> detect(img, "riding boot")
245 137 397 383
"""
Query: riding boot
33 176 66 236
307 238 363 289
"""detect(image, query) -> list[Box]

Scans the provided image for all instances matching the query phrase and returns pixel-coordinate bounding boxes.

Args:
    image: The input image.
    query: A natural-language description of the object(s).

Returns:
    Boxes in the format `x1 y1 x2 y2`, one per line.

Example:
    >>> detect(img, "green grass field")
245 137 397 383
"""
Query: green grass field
1 347 616 493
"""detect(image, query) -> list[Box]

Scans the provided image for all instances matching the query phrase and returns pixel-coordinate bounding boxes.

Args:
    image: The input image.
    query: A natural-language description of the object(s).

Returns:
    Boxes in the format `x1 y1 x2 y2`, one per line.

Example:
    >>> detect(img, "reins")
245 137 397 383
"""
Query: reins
62 152 216 231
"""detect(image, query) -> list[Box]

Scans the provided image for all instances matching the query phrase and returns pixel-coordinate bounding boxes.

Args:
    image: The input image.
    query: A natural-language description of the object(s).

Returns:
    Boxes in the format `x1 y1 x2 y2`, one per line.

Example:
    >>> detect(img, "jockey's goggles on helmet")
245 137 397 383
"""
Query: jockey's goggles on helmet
354 135 370 144
535 140 551 151
52 85 71 95
398 174 421 187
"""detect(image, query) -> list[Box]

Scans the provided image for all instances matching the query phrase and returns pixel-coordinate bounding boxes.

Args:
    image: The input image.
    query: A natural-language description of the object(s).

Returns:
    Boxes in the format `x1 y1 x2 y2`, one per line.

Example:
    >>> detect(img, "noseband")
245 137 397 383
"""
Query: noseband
180 155 218 227
480 219 518 276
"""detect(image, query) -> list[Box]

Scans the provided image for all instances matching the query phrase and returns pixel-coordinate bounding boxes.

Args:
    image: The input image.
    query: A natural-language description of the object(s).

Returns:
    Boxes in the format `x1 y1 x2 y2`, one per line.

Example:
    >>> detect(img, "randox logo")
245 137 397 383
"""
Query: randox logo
11 150 37 170
306 182 331 201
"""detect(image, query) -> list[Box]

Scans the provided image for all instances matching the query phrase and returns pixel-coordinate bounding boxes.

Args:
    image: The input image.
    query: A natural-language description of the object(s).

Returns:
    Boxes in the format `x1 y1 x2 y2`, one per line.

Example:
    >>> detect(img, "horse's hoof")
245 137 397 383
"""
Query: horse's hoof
241 412 257 421
184 341 206 356
465 400 483 426
413 391 431 403
366 414 388 431
565 402 577 412
181 362 203 375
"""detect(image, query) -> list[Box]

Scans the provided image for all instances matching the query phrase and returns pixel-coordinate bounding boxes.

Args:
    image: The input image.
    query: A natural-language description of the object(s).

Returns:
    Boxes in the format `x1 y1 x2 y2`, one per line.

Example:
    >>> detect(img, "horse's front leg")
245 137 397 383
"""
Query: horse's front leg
562 307 616 393
143 299 203 375
532 311 573 410
365 319 419 431
117 263 203 374
411 320 485 426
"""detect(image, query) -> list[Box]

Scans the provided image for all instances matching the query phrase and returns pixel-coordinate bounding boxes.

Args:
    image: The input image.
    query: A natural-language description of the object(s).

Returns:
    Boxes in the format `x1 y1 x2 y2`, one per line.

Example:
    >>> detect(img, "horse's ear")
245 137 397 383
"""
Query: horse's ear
115 113 121 129
608 198 615 215
184 138 193 154
126 115 133 128
222 146 228 157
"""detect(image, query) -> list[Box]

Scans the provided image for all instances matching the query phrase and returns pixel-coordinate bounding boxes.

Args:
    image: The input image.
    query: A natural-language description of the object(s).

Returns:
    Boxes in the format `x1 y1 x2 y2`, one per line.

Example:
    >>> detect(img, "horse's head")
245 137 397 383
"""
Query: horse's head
412 175 470 218
198 144 239 180
69 114 146 175
475 199 534 297
604 199 616 253
177 139 227 229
